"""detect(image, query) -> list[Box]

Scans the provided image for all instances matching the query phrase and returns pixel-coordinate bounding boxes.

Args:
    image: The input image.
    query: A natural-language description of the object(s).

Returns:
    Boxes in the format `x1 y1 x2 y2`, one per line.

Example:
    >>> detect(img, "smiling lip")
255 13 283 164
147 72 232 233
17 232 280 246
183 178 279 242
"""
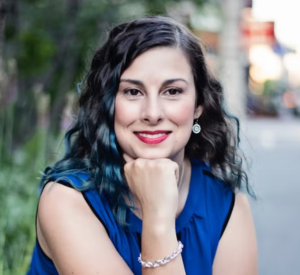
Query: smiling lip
134 131 171 144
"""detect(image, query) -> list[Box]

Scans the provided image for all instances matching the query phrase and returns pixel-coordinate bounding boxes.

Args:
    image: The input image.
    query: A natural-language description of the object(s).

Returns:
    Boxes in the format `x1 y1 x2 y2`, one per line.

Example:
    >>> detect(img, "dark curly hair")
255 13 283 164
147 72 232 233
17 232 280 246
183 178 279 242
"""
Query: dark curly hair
41 16 252 227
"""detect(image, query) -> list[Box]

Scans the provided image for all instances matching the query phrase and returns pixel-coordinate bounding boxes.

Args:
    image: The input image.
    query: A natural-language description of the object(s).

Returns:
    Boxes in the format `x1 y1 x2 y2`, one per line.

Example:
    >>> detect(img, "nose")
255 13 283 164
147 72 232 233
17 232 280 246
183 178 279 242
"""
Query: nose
141 95 164 125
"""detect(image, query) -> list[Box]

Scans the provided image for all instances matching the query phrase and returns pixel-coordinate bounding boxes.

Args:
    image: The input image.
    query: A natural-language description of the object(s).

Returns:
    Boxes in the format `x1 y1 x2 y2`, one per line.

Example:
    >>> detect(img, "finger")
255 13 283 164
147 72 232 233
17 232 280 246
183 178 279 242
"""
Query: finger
123 153 135 163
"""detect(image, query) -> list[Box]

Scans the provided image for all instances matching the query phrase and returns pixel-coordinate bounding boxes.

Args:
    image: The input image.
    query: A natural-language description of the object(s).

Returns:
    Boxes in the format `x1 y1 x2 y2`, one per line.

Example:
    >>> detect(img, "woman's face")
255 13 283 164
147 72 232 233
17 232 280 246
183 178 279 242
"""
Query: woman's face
114 47 202 161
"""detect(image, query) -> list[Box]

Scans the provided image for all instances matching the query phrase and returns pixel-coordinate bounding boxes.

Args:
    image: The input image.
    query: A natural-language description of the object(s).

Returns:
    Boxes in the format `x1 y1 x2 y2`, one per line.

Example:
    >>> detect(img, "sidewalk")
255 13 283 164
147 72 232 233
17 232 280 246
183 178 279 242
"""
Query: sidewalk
240 116 300 275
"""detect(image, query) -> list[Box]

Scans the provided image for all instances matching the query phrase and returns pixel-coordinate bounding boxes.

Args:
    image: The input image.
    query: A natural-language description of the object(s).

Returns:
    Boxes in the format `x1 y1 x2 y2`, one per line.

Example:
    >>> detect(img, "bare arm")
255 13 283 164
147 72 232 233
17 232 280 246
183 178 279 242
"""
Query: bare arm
38 182 186 275
212 192 258 275
38 182 134 275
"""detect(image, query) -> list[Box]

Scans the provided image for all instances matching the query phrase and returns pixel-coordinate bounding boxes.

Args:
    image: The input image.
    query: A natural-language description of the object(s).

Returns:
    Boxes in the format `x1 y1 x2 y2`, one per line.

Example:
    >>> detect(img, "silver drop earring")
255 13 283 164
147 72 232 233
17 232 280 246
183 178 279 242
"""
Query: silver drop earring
192 119 201 134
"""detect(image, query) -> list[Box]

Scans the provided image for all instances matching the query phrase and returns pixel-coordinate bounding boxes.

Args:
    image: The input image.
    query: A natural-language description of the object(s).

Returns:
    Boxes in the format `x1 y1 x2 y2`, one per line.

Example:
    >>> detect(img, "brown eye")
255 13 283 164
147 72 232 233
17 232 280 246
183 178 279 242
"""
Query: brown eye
165 88 182 96
124 89 142 96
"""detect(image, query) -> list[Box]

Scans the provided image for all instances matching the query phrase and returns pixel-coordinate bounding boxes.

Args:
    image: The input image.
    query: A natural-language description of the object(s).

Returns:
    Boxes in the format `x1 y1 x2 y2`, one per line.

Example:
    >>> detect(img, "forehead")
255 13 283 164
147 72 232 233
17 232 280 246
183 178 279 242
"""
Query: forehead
120 47 193 83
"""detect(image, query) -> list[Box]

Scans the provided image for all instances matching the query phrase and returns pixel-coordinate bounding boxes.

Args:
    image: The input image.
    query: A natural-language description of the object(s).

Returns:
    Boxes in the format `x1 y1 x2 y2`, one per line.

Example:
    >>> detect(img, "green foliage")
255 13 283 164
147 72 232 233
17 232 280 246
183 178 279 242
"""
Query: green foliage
0 133 39 275
0 117 64 274
18 30 56 76
0 101 64 274
0 166 38 275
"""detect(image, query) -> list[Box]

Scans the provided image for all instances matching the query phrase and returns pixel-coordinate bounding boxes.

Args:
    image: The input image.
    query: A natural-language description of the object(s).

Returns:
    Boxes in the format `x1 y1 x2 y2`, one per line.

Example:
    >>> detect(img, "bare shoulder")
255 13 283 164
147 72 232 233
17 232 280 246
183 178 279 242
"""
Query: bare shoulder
37 182 93 252
37 182 133 275
212 192 258 275
233 192 253 217
39 181 86 211
38 181 89 223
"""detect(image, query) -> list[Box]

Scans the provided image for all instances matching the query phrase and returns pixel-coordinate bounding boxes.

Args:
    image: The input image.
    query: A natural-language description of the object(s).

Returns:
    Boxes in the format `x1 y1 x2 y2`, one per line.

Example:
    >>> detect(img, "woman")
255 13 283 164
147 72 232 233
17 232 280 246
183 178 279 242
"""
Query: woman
28 16 257 275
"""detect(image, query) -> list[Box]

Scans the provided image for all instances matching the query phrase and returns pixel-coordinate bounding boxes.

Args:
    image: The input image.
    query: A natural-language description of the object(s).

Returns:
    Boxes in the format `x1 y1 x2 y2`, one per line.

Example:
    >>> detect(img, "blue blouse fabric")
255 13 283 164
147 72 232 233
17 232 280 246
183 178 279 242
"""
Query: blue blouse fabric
27 159 234 275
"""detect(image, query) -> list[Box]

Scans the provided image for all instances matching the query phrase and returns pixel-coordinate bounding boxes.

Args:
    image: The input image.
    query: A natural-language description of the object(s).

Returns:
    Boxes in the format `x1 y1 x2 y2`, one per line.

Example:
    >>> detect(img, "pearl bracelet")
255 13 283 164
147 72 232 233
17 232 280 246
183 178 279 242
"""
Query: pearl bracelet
138 241 184 268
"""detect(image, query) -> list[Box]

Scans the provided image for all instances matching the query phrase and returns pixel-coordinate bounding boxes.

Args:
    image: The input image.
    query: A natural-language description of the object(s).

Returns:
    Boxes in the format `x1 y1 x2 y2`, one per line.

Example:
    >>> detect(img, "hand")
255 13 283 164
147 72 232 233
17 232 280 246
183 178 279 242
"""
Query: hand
123 154 179 222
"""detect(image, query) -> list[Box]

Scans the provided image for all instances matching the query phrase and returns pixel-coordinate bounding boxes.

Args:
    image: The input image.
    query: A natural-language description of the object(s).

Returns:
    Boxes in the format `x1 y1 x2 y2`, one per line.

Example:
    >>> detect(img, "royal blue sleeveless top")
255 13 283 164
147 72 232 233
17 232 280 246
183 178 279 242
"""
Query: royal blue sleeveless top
27 159 234 275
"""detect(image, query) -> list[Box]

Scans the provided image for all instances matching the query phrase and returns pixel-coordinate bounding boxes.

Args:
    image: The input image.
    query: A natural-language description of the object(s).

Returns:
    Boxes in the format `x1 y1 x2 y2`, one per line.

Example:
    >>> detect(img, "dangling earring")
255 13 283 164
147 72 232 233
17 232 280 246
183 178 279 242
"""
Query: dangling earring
192 119 201 134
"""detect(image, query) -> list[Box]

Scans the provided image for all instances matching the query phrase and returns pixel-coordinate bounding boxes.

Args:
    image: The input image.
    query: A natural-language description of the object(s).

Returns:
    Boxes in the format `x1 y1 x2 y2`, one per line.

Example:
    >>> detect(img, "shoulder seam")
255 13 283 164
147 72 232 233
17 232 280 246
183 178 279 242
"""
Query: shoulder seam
202 169 218 179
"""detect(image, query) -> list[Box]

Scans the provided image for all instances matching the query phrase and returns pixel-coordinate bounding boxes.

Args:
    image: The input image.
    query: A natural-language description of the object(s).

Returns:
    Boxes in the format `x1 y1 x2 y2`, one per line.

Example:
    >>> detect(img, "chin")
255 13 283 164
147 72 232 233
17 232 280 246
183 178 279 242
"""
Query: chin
136 153 169 160
133 148 182 161
130 149 170 160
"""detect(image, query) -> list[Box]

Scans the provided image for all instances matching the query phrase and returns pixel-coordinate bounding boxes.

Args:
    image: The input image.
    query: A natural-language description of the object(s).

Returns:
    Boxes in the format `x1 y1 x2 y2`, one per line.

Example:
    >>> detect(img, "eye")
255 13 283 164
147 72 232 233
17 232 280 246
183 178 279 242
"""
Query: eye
165 88 183 96
124 89 142 96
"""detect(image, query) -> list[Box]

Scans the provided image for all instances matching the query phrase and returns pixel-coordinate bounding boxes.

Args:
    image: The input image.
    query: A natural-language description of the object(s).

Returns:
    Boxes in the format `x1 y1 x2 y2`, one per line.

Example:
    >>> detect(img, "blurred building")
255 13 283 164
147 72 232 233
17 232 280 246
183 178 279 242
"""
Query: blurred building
243 1 300 117
241 8 281 116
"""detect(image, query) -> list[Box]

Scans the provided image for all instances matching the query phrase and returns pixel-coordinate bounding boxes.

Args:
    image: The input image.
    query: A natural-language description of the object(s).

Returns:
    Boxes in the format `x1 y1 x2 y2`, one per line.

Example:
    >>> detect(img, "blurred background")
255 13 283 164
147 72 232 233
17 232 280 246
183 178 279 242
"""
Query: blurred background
0 0 299 274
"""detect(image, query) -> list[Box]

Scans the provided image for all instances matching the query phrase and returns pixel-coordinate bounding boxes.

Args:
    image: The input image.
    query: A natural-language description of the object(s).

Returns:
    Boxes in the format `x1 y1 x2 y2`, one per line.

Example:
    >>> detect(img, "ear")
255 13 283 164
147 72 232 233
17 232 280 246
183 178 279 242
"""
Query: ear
194 105 203 119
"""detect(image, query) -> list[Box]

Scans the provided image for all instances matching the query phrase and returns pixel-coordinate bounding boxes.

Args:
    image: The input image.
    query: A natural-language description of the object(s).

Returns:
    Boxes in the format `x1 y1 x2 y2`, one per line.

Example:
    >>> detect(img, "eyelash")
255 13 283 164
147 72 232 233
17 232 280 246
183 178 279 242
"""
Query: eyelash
123 88 183 97
124 89 142 96
165 88 183 96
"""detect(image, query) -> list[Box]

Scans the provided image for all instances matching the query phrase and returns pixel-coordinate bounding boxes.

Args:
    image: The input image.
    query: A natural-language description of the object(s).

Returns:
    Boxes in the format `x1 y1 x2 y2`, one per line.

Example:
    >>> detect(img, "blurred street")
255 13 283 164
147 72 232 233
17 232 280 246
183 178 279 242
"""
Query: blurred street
241 116 300 275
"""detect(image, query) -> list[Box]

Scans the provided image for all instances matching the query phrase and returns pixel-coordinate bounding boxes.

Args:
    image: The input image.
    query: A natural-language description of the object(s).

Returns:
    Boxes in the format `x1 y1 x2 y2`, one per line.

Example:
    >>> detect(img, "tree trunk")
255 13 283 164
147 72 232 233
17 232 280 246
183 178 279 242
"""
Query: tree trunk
219 0 247 118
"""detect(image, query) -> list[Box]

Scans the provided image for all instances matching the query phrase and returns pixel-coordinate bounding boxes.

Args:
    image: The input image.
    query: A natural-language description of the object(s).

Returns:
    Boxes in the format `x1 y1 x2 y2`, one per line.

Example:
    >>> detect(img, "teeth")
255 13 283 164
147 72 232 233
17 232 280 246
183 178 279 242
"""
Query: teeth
137 133 167 138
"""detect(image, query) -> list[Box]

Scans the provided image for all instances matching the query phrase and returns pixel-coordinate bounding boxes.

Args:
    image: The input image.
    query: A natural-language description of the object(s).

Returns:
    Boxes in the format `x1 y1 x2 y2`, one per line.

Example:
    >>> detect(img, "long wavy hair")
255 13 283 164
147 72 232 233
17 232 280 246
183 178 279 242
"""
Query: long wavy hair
41 16 252 227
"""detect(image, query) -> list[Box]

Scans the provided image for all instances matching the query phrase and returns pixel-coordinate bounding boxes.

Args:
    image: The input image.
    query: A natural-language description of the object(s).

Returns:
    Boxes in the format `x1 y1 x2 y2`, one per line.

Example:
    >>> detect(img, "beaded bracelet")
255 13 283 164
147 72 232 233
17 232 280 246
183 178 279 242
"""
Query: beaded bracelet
138 241 184 268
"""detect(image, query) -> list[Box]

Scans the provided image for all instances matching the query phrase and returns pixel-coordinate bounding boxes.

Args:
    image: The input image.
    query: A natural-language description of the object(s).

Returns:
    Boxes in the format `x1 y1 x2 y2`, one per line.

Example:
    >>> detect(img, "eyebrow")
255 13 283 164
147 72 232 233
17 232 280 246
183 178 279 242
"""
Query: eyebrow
119 78 188 89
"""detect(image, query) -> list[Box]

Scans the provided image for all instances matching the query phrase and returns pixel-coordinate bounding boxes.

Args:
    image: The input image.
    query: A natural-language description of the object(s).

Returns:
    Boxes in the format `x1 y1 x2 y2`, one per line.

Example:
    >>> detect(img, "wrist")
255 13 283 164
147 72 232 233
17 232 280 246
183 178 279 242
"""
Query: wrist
142 215 176 237
141 206 176 221
141 219 180 268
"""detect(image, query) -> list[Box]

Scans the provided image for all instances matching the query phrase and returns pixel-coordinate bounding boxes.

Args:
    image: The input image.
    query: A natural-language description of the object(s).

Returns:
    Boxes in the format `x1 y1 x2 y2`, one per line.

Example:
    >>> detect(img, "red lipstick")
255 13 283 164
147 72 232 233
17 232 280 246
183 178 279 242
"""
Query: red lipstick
134 131 171 145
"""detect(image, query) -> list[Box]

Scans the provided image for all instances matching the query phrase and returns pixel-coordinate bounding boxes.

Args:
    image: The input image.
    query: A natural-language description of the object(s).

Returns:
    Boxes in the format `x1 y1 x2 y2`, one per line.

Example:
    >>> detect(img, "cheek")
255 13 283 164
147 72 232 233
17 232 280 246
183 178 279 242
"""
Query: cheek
167 101 195 126
114 97 136 127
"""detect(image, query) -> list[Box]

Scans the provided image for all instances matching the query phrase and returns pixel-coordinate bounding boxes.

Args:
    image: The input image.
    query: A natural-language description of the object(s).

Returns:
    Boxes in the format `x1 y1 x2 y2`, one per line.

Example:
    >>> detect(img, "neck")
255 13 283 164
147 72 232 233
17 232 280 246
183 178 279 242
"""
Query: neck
177 157 186 190
169 150 188 191
175 156 192 217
